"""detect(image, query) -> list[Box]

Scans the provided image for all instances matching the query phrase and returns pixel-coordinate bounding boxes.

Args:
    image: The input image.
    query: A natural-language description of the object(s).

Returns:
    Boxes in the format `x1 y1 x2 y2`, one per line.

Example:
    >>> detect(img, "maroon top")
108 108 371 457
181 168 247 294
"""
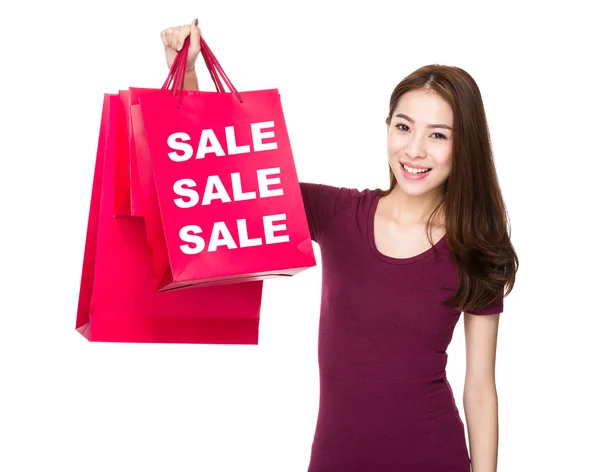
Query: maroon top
300 182 503 472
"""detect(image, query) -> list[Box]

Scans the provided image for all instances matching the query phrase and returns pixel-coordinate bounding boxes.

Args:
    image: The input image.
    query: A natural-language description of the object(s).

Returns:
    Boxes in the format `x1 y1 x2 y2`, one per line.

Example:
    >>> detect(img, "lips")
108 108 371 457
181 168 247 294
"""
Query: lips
399 162 432 180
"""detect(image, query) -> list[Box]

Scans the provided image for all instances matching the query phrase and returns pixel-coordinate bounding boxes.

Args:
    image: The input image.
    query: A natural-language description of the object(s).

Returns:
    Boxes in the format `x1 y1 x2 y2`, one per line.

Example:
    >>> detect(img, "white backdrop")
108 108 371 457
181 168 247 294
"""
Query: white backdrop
1 1 598 471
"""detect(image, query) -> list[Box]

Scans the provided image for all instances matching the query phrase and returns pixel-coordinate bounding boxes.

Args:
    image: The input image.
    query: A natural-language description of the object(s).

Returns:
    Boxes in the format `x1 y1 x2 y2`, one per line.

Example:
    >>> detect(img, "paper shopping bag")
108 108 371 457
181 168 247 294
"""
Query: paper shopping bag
76 93 263 344
130 38 316 292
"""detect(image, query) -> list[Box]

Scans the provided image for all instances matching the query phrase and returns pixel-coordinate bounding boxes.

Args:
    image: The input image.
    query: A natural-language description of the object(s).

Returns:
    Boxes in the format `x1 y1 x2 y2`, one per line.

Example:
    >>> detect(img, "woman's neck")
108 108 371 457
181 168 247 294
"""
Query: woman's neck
383 185 445 227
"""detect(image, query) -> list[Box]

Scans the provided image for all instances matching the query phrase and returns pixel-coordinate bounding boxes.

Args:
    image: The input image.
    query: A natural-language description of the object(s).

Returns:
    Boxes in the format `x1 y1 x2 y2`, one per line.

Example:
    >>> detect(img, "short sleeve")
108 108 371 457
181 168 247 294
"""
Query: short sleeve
465 293 504 315
299 182 358 242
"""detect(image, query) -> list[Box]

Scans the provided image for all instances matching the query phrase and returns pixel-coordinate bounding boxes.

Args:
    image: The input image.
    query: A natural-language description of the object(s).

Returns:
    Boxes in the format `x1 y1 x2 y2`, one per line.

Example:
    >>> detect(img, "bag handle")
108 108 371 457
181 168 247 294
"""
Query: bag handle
163 38 220 91
163 36 243 105
198 38 242 101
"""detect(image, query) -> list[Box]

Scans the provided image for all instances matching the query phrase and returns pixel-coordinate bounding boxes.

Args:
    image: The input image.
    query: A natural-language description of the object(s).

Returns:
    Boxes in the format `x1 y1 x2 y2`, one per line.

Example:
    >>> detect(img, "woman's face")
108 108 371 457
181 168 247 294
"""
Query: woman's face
387 89 453 197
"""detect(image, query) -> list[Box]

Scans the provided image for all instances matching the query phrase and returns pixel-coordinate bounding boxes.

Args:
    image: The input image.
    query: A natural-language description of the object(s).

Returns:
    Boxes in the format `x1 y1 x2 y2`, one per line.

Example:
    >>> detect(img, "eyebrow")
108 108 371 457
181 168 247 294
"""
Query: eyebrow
395 113 453 130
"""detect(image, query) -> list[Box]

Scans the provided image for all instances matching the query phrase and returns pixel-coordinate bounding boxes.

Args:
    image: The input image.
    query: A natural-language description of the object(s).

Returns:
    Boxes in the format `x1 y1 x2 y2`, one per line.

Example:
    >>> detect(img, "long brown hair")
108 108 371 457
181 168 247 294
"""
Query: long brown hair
381 65 518 313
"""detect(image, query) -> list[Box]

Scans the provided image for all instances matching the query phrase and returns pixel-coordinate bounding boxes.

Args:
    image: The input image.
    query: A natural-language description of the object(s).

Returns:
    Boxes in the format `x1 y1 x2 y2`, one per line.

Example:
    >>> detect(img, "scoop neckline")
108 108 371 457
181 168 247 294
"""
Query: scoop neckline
368 190 447 265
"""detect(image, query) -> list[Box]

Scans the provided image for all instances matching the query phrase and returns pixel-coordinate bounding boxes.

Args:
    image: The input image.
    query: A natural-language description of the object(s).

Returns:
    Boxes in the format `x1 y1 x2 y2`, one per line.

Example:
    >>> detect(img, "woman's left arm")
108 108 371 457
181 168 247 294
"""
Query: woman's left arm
463 312 501 472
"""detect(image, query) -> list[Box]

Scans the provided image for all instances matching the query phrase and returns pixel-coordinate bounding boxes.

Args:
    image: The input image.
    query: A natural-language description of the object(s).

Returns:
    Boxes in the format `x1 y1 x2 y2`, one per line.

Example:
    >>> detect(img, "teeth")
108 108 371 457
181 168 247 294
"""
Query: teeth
402 164 430 174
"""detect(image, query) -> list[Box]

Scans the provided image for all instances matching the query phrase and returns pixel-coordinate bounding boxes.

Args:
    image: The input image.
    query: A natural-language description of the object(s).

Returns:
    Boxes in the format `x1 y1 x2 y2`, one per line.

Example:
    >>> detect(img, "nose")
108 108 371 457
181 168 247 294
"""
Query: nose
405 135 426 159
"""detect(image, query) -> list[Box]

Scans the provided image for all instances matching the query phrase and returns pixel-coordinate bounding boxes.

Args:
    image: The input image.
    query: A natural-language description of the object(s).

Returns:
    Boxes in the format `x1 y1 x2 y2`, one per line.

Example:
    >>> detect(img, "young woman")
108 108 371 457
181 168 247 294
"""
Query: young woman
160 19 519 472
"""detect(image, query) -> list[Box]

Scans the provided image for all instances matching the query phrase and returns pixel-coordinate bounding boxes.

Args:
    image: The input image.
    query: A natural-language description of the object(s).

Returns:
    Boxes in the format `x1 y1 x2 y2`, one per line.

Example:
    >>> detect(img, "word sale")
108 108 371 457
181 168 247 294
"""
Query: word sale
179 215 289 255
172 167 284 208
167 121 278 161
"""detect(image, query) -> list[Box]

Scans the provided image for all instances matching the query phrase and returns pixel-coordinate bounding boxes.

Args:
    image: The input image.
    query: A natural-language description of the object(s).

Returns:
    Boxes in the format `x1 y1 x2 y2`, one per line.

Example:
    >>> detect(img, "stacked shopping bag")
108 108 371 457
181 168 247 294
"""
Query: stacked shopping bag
75 37 316 344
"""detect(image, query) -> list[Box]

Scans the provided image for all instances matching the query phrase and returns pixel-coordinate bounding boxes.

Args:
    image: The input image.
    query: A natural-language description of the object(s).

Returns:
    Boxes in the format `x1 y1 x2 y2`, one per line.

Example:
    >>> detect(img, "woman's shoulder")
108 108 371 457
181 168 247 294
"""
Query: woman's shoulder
300 182 381 215
299 182 383 241
300 181 380 202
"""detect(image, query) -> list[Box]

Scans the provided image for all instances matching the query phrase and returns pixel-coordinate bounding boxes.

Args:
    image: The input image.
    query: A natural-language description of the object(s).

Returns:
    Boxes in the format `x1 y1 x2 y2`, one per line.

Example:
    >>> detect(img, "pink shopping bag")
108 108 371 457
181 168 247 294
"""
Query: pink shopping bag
132 37 316 292
75 93 263 344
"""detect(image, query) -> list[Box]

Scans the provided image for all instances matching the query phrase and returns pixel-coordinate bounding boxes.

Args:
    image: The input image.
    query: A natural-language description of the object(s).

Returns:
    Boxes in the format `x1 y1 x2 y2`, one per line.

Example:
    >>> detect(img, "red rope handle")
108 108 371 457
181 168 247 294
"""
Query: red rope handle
162 37 224 93
162 35 243 105
199 38 243 103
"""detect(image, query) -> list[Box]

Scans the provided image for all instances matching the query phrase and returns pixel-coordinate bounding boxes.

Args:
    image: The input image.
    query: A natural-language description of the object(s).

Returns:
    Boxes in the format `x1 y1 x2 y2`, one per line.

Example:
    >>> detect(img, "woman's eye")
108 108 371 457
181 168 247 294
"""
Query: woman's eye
395 124 448 140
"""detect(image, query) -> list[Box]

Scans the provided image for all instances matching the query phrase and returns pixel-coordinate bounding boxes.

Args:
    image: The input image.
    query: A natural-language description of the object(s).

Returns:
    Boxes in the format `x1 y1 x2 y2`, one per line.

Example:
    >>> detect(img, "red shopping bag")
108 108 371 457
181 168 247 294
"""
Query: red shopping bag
76 93 263 344
133 38 316 292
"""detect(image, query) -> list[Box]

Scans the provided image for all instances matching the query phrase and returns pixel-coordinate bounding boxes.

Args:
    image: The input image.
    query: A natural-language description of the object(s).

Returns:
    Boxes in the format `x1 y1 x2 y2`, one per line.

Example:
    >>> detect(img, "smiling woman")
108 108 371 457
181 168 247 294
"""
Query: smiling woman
159 20 519 472
381 66 517 316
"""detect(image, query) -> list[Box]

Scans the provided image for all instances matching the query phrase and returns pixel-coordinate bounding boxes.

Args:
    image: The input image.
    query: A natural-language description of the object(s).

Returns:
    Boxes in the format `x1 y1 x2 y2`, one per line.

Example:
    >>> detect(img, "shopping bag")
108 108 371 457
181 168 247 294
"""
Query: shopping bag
76 93 263 344
133 37 316 292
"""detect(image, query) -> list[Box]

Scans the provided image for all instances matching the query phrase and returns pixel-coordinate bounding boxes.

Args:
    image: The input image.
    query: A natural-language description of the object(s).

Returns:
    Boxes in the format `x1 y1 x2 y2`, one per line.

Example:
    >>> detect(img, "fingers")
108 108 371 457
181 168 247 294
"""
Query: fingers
176 25 191 51
160 27 175 50
160 25 193 52
160 28 170 48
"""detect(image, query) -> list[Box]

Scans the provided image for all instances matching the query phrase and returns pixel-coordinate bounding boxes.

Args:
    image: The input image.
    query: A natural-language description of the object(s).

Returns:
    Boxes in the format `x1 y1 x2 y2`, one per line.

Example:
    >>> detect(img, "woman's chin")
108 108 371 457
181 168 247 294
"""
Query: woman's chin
392 173 445 197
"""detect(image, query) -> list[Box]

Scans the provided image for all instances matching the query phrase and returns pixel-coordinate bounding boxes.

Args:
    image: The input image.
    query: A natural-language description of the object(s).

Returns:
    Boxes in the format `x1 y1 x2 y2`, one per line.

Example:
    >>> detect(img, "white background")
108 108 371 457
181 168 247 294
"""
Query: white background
1 1 598 471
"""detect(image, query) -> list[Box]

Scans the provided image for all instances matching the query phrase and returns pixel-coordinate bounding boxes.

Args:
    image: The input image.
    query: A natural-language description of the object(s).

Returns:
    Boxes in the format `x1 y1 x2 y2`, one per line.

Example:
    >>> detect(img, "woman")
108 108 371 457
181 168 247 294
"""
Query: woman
160 19 519 472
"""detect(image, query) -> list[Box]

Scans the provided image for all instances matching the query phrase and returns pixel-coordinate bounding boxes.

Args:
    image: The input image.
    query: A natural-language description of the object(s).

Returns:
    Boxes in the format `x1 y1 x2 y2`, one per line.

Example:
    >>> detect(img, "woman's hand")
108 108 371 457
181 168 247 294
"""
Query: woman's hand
160 18 202 71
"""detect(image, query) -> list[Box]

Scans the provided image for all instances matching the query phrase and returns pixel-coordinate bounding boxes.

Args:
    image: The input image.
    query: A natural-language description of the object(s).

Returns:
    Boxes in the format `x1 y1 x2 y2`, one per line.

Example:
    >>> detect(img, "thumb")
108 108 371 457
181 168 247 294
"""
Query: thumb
190 18 202 55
